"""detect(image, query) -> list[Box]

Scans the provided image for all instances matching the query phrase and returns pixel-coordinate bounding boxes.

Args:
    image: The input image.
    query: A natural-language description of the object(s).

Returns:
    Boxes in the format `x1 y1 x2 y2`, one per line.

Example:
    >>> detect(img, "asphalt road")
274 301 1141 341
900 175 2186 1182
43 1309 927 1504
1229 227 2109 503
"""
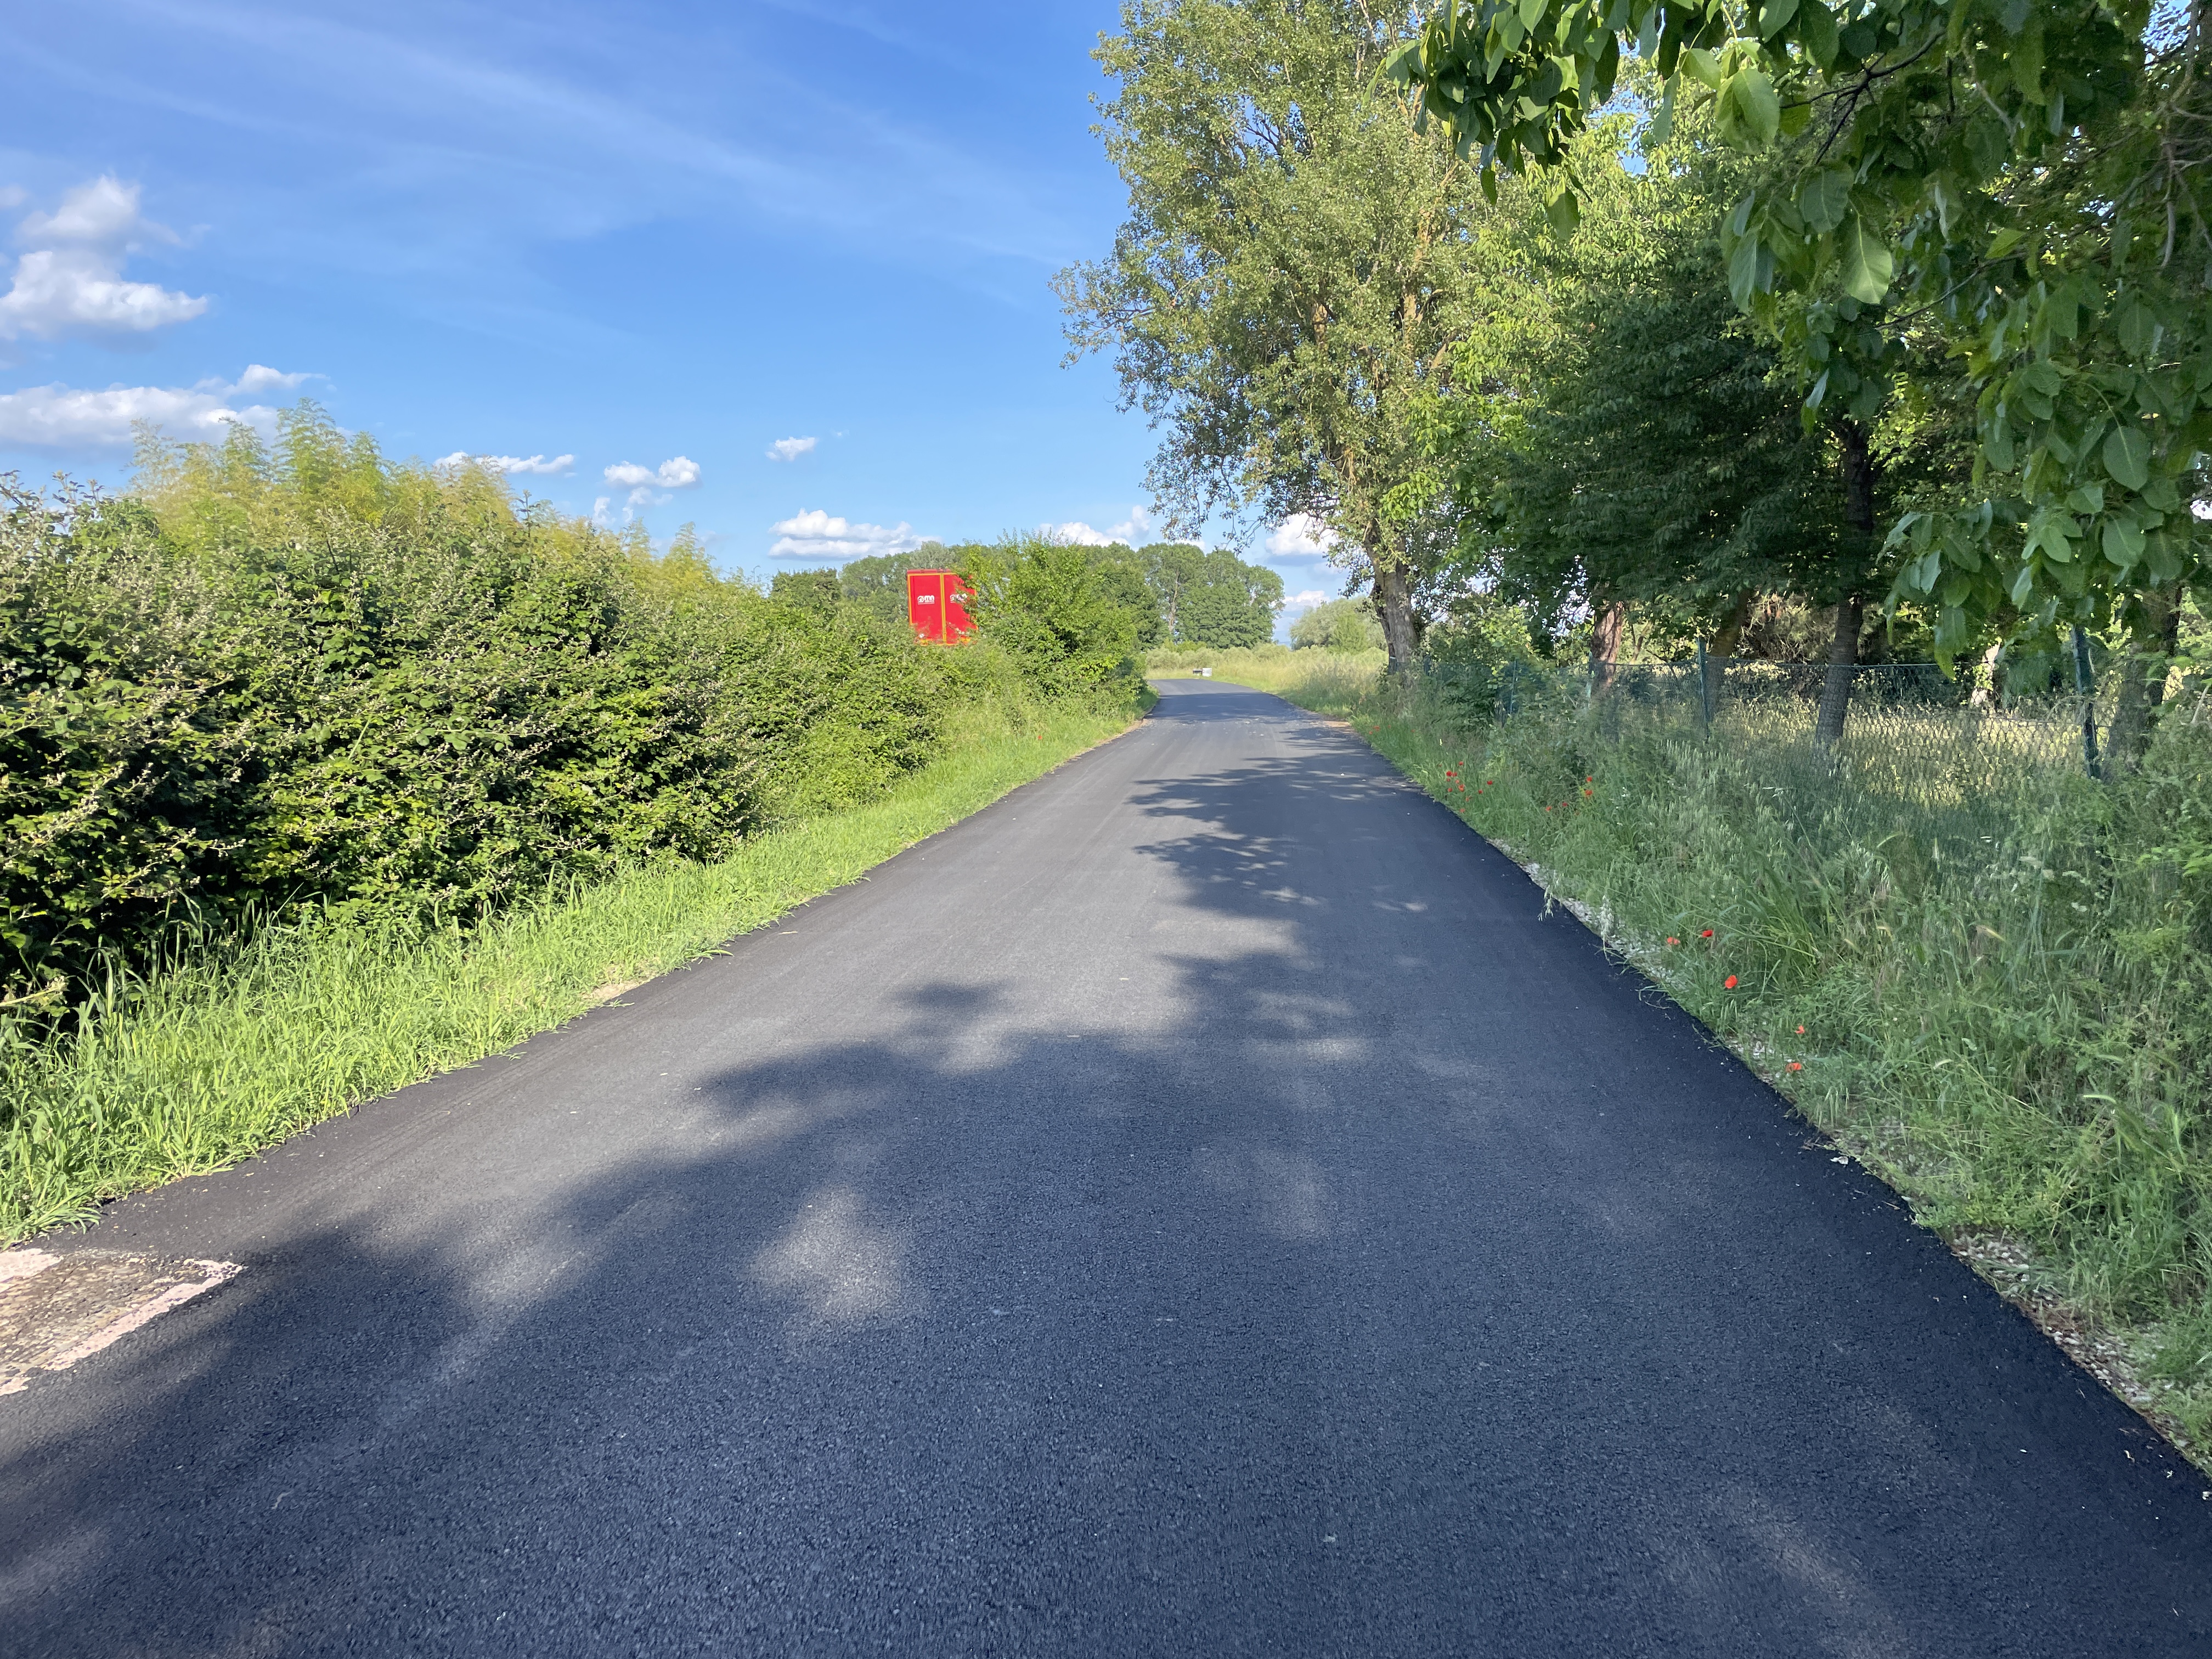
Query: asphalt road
6 678 2211 1657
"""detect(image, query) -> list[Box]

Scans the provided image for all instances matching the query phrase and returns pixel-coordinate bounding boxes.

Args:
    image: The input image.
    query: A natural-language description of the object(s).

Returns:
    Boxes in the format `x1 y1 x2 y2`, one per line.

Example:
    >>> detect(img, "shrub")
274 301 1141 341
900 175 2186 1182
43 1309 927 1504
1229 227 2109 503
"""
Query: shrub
1 419 962 1004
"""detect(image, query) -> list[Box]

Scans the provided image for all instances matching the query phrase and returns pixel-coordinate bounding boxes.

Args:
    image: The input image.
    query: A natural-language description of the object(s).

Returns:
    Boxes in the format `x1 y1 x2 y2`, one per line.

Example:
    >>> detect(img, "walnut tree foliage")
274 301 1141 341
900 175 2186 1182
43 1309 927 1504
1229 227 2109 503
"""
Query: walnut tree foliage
1387 0 2212 663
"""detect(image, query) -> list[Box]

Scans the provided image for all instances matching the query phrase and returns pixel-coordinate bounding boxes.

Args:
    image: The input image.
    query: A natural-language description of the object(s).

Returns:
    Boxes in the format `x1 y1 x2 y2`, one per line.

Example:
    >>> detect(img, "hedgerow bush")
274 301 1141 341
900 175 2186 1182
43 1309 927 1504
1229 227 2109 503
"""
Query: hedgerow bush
1 412 1122 1008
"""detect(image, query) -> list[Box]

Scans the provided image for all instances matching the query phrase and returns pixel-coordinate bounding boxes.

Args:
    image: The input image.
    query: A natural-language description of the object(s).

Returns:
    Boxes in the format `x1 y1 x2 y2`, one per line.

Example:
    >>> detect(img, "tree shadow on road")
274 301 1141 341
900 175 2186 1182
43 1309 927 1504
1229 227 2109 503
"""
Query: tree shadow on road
6 688 2212 1656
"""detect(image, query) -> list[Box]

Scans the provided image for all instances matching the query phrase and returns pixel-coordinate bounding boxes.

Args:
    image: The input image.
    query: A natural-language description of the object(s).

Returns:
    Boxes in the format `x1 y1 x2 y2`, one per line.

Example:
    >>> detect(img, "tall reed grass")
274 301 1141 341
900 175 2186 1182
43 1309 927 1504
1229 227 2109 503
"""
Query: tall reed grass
0 704 1131 1241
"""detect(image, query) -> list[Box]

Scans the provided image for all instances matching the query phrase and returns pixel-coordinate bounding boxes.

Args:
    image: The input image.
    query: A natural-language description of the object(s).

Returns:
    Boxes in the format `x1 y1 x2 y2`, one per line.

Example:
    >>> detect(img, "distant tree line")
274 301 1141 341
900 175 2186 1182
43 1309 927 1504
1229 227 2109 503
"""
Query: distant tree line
780 538 1284 651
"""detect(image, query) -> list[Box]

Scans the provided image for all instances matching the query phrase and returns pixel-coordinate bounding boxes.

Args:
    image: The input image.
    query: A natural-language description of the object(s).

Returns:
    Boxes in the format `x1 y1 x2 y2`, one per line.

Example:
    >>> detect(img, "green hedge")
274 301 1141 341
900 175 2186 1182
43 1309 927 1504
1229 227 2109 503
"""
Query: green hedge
1 416 1135 1007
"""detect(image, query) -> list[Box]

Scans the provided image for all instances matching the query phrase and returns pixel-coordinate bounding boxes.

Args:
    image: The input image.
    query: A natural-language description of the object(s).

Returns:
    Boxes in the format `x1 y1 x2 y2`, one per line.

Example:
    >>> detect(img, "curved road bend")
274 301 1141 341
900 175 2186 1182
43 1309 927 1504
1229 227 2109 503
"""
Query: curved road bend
5 678 2210 1657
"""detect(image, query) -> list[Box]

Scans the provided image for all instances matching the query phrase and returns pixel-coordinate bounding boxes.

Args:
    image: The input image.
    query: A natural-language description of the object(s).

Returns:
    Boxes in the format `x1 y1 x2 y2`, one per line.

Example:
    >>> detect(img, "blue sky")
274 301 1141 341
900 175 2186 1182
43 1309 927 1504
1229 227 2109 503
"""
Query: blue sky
0 0 1345 616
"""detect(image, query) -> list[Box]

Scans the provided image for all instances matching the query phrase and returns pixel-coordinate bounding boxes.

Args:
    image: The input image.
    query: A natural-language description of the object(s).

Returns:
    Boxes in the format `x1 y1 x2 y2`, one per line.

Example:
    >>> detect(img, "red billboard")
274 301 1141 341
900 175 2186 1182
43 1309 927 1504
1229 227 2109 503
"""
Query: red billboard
905 569 975 644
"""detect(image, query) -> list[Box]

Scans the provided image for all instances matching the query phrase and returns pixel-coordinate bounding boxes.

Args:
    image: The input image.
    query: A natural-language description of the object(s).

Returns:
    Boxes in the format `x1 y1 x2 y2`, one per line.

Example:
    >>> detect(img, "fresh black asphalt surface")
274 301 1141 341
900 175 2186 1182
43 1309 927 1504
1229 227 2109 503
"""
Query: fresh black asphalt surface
6 678 2212 1656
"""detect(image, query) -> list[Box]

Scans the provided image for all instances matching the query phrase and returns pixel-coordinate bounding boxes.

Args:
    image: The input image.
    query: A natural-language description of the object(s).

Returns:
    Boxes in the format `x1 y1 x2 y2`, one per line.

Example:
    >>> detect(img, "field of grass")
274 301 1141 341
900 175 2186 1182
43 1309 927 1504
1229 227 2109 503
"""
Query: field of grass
0 702 1136 1242
1204 652 2212 1462
1146 643 1386 697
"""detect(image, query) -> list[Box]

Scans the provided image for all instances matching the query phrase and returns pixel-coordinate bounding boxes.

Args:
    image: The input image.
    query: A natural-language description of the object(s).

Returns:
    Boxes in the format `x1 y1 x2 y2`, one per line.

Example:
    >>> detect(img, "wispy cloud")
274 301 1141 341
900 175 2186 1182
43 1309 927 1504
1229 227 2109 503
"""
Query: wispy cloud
767 435 816 462
1283 589 1334 612
437 451 574 476
0 176 207 343
0 363 312 449
769 508 926 561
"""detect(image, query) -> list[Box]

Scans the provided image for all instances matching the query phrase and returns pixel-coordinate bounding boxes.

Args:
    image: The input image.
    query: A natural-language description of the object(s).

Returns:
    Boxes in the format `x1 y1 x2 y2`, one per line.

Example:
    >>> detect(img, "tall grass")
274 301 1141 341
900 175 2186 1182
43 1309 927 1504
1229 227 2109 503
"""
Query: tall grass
0 703 1132 1241
1214 652 2212 1458
1147 642 1386 697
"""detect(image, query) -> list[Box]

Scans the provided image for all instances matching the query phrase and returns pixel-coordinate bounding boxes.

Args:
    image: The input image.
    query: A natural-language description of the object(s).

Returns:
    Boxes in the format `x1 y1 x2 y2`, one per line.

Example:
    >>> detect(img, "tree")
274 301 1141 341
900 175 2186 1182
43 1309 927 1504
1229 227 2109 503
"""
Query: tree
1290 595 1387 650
1387 0 2212 675
770 568 843 617
1413 111 1868 685
957 537 1143 698
1059 0 1513 670
838 548 941 623
1141 541 1285 646
1082 542 1170 646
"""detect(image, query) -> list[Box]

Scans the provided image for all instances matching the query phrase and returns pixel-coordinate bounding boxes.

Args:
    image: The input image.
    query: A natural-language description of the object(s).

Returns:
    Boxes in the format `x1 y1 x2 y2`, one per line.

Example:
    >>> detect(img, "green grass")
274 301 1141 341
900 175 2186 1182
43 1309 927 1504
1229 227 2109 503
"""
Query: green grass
1211 654 2212 1464
0 702 1136 1242
1146 642 1387 697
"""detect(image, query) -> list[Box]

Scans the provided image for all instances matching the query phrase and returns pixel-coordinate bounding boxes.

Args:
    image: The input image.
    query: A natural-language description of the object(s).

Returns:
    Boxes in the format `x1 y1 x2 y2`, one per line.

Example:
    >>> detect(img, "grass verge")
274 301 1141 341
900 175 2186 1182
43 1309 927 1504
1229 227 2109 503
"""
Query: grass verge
1211 654 2212 1469
0 702 1136 1242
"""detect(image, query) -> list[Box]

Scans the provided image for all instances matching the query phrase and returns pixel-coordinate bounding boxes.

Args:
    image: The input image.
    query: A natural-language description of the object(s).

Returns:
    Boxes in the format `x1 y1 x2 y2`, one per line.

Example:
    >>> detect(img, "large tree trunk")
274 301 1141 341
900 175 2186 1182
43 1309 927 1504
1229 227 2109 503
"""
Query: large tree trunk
1703 591 1752 714
1815 420 1878 748
1814 595 1864 748
1373 559 1419 672
2106 590 2181 773
1589 600 1627 696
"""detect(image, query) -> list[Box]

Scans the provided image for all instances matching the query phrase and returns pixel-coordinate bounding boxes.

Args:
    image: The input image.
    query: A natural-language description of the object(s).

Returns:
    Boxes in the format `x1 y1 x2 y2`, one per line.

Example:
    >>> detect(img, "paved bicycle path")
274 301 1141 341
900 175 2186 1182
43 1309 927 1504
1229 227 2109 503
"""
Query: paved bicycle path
4 678 2208 1656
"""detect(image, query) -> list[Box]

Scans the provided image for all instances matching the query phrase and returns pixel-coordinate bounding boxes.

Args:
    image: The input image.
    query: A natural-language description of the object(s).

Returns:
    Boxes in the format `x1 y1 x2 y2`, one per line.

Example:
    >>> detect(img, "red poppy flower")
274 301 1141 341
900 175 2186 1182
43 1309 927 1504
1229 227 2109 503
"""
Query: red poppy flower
1795 1025 1805 1035
1787 1060 1803 1071
1700 929 1714 939
1666 937 1679 946
1723 974 1739 989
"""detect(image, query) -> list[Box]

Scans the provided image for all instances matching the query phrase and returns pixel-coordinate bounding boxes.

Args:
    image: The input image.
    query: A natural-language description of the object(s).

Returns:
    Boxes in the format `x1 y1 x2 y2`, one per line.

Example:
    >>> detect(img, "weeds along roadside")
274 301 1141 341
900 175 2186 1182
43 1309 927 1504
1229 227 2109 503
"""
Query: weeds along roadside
1201 651 2212 1464
0 701 1135 1242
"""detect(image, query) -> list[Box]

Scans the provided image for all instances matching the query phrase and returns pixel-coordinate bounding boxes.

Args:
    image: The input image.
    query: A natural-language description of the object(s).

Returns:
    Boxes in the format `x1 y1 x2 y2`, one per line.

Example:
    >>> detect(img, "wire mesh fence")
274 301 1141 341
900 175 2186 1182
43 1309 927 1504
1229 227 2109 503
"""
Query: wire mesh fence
1417 653 2193 843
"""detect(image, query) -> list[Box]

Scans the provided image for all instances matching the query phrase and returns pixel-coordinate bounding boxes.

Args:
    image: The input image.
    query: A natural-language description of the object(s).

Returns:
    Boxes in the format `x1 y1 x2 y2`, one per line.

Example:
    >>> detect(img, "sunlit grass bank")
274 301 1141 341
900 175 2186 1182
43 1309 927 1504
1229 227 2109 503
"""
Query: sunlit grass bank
1146 643 1386 699
1220 655 2212 1460
0 704 1133 1241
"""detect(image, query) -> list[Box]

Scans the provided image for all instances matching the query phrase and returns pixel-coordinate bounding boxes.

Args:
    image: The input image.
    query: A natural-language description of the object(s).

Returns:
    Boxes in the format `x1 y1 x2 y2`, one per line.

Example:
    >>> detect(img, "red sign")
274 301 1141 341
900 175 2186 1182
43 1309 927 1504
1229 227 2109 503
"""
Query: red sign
905 568 975 644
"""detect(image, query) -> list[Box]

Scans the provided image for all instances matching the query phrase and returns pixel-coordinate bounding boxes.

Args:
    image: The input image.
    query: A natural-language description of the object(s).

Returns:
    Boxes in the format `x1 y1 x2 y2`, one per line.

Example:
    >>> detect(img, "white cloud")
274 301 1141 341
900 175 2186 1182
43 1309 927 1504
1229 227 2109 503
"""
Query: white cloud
0 364 314 450
603 454 700 506
1282 589 1334 613
1265 514 1339 558
1046 506 1155 546
437 450 575 477
767 435 816 462
0 177 208 342
769 507 927 561
234 364 313 395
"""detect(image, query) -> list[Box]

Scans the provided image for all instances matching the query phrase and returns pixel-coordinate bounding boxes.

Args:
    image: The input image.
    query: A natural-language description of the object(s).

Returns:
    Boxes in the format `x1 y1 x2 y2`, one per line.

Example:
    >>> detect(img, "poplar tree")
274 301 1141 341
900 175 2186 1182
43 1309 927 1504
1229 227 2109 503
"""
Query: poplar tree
1058 0 1513 669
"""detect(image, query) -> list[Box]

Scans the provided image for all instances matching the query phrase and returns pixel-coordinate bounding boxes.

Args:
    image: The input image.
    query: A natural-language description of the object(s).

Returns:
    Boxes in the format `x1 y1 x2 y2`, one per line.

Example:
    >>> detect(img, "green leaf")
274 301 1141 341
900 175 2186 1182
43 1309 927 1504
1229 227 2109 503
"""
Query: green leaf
1546 188 1582 237
1520 0 1549 31
1683 47 1725 87
2117 300 2158 362
1728 228 1763 309
2102 424 2151 490
1798 166 1852 233
1732 69 1780 144
1793 0 1838 67
1760 0 1800 39
2102 515 2146 567
1645 74 1678 145
1987 226 2023 258
2012 14 2045 99
2010 563 2037 606
1838 215 1894 303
